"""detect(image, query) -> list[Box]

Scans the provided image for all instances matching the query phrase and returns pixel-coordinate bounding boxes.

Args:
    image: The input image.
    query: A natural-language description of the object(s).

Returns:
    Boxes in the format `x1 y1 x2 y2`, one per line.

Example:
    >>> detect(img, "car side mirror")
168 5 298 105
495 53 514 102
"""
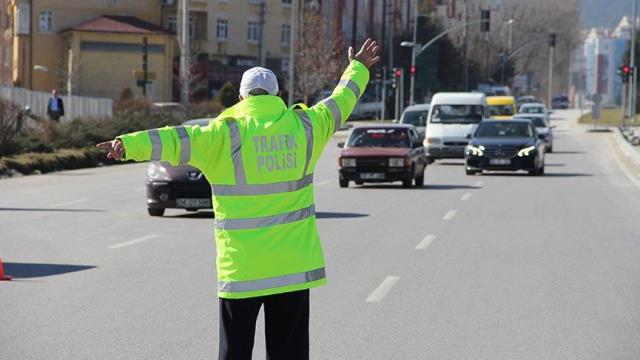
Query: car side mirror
337 142 345 148
538 134 545 140
392 119 399 123
465 133 472 139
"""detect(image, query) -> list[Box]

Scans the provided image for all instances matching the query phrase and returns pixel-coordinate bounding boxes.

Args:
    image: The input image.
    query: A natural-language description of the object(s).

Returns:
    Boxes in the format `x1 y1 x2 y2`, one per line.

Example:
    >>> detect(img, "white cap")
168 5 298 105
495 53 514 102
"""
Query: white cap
239 67 279 98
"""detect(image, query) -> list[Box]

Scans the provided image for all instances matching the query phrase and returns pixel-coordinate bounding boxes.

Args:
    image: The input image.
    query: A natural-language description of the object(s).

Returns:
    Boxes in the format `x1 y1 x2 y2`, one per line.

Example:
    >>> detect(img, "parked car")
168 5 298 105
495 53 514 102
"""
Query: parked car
516 95 538 105
145 118 212 216
487 96 517 119
423 92 487 162
398 103 429 139
552 95 569 109
513 114 554 152
465 119 546 176
338 124 427 188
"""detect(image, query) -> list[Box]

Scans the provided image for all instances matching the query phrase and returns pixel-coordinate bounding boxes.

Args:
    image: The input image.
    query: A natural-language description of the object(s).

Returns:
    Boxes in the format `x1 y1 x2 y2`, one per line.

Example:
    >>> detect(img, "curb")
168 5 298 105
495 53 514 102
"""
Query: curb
614 128 640 168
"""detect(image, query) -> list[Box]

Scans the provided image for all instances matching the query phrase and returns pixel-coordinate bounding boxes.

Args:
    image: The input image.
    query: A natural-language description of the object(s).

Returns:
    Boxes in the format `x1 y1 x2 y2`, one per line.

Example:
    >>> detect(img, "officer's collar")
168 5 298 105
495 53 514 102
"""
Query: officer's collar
222 95 286 119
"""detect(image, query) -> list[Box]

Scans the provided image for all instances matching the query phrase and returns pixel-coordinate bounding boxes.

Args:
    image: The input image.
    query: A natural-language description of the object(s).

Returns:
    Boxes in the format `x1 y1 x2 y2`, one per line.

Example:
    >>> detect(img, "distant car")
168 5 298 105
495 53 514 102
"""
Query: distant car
517 95 538 104
151 102 187 116
465 119 546 176
145 118 212 216
552 95 569 109
487 96 517 119
519 102 549 115
399 103 429 140
338 124 427 188
514 114 554 152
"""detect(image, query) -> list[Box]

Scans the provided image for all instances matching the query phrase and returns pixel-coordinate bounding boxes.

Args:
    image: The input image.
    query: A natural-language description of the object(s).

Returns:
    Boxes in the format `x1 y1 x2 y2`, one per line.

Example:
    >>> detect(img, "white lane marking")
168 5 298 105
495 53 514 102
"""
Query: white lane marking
108 234 161 249
415 235 436 250
461 192 472 201
315 180 331 186
49 198 89 208
474 180 483 187
366 276 400 303
442 210 457 221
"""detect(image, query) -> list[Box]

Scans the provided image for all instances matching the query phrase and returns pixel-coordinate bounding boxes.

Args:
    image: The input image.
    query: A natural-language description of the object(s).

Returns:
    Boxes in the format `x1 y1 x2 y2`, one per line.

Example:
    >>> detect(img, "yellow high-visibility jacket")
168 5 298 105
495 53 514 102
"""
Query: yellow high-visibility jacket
117 60 369 298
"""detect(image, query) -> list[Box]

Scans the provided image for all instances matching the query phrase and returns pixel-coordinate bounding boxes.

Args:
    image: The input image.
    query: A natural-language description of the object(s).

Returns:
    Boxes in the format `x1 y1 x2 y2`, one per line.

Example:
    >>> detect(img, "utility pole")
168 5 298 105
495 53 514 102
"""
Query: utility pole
352 0 358 49
142 37 148 96
630 0 638 122
463 0 469 91
381 65 387 121
258 1 267 67
287 0 297 106
548 33 556 109
409 0 418 105
179 0 189 104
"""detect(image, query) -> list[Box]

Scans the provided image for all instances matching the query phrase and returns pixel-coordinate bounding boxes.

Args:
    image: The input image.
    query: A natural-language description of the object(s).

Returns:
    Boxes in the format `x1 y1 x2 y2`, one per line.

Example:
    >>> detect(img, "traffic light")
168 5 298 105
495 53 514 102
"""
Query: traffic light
390 67 401 88
481 10 490 32
548 33 556 48
620 64 632 83
410 66 416 75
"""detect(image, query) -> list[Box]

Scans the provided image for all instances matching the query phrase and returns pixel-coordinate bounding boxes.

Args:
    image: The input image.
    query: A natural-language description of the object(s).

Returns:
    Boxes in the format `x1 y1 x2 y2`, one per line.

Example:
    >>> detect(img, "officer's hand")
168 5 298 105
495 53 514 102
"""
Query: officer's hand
348 38 381 69
96 139 125 160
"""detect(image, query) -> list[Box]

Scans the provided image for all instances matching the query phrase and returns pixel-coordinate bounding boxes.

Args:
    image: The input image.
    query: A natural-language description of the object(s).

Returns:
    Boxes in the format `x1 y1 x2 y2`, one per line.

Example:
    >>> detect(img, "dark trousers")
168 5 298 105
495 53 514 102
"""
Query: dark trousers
219 289 310 360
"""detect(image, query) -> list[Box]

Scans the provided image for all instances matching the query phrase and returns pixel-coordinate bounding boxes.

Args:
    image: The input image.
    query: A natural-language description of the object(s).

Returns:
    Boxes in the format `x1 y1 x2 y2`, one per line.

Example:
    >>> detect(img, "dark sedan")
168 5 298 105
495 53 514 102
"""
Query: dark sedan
145 118 212 216
338 125 427 188
465 119 546 176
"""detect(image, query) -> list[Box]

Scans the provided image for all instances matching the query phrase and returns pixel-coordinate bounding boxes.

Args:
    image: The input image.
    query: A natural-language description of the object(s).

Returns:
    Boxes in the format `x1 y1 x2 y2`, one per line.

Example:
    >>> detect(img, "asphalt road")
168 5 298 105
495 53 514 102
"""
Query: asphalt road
2 110 640 359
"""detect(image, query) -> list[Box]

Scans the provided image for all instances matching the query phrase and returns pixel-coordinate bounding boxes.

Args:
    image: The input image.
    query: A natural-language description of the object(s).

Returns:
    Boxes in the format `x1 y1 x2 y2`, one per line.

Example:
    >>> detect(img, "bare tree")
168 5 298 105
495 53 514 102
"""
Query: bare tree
294 1 344 104
465 0 581 96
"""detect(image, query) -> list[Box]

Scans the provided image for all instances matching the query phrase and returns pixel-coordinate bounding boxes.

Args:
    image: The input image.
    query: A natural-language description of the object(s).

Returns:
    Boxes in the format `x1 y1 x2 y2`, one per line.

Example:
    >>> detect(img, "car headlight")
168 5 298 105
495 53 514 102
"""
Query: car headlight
340 158 356 167
389 158 405 167
147 162 171 181
424 137 441 145
517 146 536 157
466 145 485 156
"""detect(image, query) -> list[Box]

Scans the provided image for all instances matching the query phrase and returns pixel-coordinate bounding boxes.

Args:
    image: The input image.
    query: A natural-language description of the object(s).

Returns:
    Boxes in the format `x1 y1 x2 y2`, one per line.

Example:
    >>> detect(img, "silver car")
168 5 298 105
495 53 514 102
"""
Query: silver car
514 114 554 152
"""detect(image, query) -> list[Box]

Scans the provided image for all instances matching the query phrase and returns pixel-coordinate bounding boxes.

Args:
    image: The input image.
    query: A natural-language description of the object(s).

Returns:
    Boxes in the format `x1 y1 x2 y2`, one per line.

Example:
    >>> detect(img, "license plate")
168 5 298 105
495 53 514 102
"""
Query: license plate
490 159 511 165
176 198 211 208
360 173 385 180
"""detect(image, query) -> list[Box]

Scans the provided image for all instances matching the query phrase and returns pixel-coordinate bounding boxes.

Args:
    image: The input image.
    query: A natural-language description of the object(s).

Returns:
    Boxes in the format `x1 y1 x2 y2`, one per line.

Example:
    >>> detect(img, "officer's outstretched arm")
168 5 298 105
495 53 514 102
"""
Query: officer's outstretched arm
97 121 223 171
307 39 380 145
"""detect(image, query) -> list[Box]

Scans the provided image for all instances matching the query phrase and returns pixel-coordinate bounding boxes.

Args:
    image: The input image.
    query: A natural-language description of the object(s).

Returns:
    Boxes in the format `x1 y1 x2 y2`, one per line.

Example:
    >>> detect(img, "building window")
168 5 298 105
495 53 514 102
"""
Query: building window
282 0 292 5
167 15 195 39
217 19 228 41
281 24 291 47
39 10 52 33
247 21 260 43
282 58 290 72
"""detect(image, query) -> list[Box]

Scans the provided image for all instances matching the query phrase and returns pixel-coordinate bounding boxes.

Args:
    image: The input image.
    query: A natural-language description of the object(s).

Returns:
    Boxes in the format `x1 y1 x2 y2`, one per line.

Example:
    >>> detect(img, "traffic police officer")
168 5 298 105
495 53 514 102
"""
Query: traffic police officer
97 39 380 359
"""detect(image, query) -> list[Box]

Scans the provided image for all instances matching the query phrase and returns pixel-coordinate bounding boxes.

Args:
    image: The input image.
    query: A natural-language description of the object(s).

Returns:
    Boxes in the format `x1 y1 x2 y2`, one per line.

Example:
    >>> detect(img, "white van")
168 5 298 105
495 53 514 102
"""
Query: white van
423 92 487 161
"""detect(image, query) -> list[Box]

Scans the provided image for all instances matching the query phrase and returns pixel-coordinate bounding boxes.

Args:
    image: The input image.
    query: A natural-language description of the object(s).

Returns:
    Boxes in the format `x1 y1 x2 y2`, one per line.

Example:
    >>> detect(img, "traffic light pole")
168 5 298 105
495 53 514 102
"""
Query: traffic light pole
547 34 555 109
381 66 387 122
409 0 418 105
630 0 638 123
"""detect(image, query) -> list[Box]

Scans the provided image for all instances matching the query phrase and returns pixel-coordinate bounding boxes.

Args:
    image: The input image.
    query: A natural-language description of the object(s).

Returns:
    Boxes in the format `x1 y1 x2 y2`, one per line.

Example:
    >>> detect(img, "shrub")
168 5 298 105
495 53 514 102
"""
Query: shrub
0 99 21 156
114 87 151 112
0 147 120 177
217 81 238 108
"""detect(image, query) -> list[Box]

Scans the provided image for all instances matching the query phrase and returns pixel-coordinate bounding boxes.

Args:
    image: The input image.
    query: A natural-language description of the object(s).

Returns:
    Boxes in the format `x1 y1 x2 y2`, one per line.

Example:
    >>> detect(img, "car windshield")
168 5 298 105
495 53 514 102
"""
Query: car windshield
475 122 534 138
402 110 427 126
520 106 545 114
430 104 484 124
488 104 514 117
347 128 410 148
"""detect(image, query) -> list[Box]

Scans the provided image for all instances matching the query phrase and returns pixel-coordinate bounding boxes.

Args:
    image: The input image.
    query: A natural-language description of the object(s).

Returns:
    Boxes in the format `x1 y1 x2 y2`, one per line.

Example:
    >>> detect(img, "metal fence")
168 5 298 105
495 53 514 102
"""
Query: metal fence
0 86 113 121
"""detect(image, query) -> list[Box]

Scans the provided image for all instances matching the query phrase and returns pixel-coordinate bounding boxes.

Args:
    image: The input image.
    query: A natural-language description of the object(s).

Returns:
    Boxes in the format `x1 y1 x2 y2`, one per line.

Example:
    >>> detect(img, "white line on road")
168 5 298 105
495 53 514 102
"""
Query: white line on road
442 210 457 221
49 198 89 208
474 180 483 187
461 192 472 201
108 234 161 249
366 276 400 303
415 235 436 250
315 180 331 186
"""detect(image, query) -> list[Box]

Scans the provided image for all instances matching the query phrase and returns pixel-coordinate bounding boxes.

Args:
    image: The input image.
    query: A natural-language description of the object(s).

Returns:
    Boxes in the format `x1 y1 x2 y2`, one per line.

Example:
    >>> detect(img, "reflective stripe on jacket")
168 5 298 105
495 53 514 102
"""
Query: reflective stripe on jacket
117 60 369 298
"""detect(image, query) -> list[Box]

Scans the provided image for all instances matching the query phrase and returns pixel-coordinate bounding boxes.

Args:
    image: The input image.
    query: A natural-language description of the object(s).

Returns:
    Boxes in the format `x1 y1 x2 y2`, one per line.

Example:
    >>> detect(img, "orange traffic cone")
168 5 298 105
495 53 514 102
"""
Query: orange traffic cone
0 257 11 281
